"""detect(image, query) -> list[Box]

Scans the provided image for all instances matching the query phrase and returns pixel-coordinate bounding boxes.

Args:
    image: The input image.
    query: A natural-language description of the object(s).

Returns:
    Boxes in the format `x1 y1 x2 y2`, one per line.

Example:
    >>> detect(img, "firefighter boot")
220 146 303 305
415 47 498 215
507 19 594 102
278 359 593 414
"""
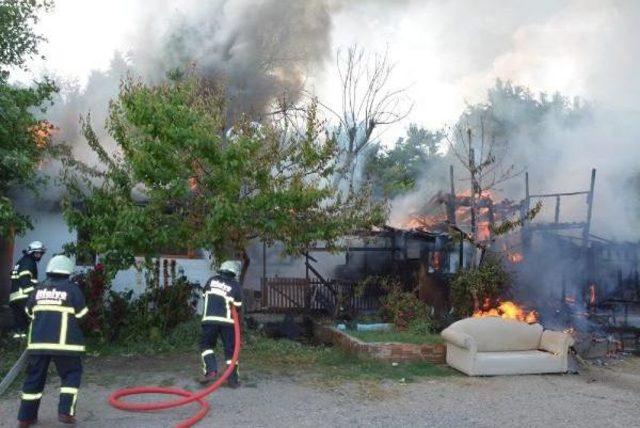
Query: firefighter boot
226 363 240 388
58 414 76 424
197 371 218 385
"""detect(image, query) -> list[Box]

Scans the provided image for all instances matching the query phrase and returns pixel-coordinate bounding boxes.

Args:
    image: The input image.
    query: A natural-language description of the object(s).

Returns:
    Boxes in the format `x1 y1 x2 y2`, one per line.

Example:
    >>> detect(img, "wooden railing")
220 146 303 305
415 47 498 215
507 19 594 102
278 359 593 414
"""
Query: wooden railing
261 277 384 314
261 277 310 313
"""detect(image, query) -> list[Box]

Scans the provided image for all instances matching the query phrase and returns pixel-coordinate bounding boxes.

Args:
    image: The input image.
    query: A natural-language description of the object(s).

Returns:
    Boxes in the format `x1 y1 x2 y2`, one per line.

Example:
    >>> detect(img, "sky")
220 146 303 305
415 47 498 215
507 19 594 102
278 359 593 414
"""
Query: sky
19 0 639 139
13 0 640 239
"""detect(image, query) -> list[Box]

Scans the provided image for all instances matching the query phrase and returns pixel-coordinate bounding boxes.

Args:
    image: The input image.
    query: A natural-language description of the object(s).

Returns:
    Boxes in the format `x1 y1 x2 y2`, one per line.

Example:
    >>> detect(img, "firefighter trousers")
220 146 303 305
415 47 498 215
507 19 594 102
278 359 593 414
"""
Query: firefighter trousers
18 354 83 421
10 299 30 338
199 323 238 382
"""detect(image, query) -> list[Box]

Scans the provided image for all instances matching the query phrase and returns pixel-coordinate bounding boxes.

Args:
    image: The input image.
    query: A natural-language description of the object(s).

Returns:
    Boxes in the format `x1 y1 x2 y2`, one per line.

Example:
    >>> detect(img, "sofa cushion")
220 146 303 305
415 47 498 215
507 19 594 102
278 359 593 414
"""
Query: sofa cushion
473 350 563 375
445 317 543 352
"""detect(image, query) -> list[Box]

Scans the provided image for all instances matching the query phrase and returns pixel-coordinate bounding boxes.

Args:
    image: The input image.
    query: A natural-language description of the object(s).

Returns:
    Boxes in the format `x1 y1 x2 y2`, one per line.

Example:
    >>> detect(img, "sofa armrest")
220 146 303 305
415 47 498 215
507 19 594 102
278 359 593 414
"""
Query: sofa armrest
441 328 477 353
540 330 574 355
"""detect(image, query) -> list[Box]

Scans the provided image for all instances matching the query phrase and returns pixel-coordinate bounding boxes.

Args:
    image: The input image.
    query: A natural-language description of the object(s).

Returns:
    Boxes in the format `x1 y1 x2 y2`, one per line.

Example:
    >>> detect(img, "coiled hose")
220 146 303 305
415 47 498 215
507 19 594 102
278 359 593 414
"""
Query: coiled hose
108 307 241 428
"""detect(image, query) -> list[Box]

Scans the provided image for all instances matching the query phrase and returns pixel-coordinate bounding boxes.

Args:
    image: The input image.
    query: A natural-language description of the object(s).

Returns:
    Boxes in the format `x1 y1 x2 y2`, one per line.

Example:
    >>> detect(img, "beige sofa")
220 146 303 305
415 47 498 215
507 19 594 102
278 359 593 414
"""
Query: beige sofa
441 316 574 376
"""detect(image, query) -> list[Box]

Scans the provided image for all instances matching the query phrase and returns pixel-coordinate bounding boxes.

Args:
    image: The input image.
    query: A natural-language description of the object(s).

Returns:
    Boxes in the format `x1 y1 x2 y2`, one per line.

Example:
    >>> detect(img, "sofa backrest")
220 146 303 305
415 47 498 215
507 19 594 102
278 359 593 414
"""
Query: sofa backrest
447 317 543 351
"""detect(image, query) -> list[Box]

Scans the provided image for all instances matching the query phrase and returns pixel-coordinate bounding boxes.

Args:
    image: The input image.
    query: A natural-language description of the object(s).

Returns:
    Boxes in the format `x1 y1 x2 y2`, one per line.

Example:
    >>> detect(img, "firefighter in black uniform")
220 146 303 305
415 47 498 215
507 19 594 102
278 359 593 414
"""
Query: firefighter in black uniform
198 260 243 388
9 241 46 339
17 255 88 427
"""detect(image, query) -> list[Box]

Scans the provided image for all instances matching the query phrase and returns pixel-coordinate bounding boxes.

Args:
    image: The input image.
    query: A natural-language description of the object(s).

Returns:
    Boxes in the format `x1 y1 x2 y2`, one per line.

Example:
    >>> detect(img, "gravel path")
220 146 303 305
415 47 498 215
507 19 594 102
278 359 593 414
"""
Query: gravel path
1 357 639 427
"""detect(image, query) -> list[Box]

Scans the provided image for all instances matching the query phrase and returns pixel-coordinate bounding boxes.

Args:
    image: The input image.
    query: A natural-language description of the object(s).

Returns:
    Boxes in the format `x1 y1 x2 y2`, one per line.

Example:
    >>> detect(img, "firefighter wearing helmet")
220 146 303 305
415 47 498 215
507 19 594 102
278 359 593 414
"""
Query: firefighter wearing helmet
9 241 46 339
17 255 89 427
198 260 243 388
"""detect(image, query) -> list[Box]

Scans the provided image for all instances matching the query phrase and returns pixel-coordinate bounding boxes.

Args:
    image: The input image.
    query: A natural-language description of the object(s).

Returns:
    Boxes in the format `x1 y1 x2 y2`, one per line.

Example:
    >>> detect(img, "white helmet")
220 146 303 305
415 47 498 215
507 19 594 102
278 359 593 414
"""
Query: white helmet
26 241 46 254
46 255 75 276
219 260 242 278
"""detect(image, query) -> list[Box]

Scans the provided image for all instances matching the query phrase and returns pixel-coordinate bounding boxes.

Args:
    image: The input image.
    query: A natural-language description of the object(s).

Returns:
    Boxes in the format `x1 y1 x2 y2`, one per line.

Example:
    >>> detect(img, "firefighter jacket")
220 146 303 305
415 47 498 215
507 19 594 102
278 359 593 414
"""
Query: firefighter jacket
201 273 242 324
25 277 89 355
10 254 39 302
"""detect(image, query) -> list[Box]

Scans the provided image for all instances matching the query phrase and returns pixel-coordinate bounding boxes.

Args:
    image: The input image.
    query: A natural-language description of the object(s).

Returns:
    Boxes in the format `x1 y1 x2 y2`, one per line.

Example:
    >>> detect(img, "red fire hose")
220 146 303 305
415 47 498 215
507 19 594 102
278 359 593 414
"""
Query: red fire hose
108 307 241 428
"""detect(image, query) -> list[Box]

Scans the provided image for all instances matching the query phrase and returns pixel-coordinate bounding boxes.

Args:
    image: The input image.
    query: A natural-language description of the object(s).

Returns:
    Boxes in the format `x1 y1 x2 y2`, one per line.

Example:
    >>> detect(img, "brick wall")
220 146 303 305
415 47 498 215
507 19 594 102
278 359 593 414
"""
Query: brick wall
314 323 446 364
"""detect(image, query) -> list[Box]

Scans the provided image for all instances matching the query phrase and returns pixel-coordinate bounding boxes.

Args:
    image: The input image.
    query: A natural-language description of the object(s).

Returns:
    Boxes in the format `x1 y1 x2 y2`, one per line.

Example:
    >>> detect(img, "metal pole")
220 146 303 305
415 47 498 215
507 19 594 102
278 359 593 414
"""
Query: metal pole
0 348 28 396
583 168 597 246
525 172 530 211
449 165 457 225
459 231 464 270
468 130 477 240
262 241 267 281
522 172 531 251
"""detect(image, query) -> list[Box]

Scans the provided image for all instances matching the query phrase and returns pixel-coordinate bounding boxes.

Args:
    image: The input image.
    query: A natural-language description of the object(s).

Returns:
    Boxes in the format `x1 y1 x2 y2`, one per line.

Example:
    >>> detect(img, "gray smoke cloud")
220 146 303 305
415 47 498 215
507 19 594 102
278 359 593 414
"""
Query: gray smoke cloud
45 0 334 159
374 0 640 242
132 0 332 117
16 0 640 302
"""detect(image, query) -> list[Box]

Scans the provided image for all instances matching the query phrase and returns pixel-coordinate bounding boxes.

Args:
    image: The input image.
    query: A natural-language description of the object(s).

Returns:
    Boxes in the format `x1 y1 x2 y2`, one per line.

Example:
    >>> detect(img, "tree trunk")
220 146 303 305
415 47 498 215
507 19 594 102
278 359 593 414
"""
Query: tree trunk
0 226 15 304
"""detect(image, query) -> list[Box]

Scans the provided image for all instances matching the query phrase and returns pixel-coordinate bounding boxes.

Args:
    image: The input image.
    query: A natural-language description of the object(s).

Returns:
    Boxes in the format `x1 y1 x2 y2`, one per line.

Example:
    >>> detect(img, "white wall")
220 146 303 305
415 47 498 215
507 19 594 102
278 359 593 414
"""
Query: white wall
15 210 349 295
111 257 214 294
14 210 215 294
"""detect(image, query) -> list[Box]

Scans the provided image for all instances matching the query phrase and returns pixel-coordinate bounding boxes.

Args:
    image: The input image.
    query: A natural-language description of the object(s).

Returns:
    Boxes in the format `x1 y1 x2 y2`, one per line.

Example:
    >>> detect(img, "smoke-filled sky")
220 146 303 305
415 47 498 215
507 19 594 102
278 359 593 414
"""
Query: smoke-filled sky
14 0 640 239
19 0 640 128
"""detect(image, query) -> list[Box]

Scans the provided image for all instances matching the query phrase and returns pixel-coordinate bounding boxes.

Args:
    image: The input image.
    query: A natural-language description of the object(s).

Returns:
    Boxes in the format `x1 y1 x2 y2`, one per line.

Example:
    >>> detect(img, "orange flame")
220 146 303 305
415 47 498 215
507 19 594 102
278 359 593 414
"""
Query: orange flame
477 221 491 241
507 252 524 264
395 189 500 235
29 120 55 149
473 300 539 324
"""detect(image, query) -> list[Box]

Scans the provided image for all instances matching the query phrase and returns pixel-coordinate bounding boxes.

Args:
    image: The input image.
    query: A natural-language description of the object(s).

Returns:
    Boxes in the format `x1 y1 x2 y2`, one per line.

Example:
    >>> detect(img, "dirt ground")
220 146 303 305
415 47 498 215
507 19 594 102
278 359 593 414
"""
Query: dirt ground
1 354 639 428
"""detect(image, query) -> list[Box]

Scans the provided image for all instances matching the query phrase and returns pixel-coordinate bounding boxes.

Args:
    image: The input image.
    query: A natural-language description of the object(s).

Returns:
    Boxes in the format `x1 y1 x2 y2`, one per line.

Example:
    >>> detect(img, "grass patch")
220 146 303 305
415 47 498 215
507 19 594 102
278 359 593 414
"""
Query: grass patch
8 319 454 386
348 329 443 345
97 320 452 382
241 334 452 382
85 319 201 357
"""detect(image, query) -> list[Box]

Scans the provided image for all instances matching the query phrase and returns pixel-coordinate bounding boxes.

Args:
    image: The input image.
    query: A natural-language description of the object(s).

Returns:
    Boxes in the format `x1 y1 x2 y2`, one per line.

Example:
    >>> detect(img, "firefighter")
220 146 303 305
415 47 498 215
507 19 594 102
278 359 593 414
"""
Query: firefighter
17 255 88 427
198 260 243 388
9 241 46 339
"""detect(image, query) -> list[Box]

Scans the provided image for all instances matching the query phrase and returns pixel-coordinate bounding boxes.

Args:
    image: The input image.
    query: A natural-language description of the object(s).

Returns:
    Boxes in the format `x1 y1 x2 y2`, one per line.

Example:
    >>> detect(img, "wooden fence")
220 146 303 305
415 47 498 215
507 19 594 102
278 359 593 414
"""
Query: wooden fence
261 277 384 314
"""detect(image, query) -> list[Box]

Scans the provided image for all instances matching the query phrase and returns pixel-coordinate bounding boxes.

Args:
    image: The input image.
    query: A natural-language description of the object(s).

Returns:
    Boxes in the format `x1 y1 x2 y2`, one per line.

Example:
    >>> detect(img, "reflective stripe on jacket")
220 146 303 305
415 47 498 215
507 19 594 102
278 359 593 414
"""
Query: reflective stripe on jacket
10 254 38 302
201 273 242 324
26 277 89 355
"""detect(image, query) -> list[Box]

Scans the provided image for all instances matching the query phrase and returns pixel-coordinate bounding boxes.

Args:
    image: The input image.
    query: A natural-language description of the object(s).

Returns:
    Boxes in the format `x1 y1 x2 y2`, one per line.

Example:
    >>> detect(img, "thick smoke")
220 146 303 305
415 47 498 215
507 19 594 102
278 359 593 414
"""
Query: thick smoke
363 0 640 242
132 0 332 117
12 0 337 288
16 0 640 301
43 0 333 160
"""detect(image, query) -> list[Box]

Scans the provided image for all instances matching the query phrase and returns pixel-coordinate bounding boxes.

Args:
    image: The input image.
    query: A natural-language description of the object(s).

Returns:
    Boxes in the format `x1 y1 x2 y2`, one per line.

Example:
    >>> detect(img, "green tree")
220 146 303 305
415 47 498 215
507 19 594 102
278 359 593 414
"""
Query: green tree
448 79 590 194
450 259 510 318
364 124 444 198
62 74 386 280
0 0 57 236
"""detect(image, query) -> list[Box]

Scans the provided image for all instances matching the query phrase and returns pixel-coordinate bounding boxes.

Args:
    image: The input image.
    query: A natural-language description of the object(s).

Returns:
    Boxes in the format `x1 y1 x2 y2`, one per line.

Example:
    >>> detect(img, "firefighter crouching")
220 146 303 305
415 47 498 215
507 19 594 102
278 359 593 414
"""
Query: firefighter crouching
9 241 46 339
17 255 88 427
198 260 243 388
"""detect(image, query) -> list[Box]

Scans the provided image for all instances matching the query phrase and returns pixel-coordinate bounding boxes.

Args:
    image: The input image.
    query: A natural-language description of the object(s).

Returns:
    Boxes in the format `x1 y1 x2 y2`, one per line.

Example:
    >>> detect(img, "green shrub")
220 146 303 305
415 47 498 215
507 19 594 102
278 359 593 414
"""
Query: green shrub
75 265 200 343
375 276 433 330
450 259 510 318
